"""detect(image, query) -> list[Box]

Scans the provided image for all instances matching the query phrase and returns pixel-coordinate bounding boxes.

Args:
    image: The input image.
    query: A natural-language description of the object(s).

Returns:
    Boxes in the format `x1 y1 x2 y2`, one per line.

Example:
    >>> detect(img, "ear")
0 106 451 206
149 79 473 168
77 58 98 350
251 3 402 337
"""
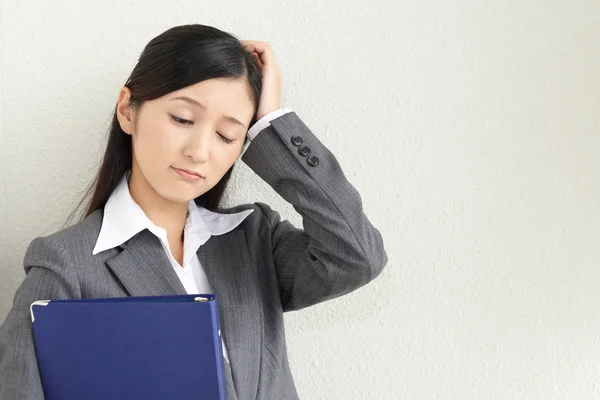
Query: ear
116 87 134 135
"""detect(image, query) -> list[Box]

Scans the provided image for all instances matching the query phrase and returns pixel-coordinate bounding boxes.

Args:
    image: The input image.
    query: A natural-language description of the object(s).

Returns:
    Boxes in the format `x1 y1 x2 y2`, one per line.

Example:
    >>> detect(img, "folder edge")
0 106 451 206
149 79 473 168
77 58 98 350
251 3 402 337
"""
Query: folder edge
30 300 51 323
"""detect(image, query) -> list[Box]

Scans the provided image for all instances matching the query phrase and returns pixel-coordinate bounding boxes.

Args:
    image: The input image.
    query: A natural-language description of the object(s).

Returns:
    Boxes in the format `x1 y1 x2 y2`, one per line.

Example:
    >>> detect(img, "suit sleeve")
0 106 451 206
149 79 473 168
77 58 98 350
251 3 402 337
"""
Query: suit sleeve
0 237 82 400
241 111 388 312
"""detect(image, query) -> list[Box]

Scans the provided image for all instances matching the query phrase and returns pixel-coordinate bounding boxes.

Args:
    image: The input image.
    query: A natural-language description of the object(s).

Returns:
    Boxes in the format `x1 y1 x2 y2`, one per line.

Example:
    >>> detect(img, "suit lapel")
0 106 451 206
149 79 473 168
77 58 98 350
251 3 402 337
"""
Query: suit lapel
197 229 263 398
104 227 261 398
105 229 187 296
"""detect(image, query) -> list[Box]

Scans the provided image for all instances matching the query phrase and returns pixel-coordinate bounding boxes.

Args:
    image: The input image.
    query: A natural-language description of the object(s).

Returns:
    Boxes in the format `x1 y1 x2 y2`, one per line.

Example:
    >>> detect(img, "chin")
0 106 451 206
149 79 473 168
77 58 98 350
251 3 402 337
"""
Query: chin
157 187 202 204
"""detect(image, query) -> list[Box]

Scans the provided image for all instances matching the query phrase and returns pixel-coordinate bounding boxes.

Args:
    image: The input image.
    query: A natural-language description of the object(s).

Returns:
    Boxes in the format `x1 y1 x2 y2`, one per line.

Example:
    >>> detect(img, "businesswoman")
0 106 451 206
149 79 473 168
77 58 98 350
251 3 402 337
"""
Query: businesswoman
0 24 387 399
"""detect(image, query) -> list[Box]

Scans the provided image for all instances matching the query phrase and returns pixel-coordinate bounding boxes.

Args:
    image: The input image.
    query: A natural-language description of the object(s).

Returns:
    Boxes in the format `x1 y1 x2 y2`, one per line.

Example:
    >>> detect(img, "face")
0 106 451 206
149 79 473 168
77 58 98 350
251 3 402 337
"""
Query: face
116 78 254 205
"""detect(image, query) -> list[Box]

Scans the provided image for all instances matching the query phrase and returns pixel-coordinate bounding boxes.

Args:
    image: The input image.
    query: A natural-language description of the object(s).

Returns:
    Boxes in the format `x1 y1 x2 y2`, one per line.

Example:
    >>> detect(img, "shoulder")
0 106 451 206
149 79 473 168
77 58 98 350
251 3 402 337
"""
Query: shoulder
24 209 104 265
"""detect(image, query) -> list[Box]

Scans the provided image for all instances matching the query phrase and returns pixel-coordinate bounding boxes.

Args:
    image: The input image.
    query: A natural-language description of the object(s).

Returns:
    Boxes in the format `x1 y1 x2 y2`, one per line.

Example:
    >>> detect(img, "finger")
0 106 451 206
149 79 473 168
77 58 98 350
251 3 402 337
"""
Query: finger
240 40 258 53
241 40 276 68
241 40 269 58
241 42 261 65
241 41 263 69
252 52 263 69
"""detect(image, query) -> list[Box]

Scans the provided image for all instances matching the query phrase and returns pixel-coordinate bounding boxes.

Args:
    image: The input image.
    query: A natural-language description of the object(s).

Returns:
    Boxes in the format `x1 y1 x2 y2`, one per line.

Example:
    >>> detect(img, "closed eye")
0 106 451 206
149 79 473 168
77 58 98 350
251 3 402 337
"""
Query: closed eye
217 134 234 144
171 115 193 126
171 114 234 144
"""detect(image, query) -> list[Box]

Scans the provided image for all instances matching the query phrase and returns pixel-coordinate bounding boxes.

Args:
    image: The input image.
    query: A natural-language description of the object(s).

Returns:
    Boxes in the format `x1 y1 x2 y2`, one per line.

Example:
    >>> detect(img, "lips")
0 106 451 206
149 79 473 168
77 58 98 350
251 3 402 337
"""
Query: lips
172 167 204 181
176 168 203 178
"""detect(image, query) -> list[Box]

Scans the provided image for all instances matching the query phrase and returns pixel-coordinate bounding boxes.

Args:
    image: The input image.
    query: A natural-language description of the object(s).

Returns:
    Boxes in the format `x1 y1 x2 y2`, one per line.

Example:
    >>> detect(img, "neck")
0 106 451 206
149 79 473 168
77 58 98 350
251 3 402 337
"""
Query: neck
127 166 187 242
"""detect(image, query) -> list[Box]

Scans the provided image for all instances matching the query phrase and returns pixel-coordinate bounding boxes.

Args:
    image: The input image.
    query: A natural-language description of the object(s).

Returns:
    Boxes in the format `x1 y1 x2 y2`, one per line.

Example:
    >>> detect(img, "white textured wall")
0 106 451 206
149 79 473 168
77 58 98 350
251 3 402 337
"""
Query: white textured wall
1 1 599 398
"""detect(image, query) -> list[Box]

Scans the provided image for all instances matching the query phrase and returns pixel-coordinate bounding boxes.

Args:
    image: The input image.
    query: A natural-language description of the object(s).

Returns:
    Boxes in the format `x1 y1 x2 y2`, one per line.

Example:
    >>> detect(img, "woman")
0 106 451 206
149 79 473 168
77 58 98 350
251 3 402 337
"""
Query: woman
0 24 387 399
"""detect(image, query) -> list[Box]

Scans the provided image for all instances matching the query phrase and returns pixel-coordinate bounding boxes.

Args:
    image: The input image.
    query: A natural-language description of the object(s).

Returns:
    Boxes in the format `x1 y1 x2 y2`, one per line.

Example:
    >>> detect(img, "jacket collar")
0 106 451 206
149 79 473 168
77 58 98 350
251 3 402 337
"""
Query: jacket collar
92 170 253 257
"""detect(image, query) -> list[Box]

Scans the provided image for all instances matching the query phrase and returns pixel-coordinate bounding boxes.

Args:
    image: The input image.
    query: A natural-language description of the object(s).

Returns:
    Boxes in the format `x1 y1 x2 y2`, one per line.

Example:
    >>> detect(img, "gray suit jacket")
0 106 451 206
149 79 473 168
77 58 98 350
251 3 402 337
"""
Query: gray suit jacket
0 112 387 399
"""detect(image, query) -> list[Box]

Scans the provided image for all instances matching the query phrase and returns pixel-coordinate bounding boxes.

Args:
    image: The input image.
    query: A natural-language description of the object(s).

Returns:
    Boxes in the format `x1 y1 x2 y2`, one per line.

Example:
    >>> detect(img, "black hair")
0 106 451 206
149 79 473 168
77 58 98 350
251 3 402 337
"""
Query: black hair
69 24 261 223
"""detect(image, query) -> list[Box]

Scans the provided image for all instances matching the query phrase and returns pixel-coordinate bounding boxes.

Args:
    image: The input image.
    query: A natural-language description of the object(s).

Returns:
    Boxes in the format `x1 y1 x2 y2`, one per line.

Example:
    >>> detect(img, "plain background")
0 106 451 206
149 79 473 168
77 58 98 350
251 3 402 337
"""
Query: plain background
1 1 599 399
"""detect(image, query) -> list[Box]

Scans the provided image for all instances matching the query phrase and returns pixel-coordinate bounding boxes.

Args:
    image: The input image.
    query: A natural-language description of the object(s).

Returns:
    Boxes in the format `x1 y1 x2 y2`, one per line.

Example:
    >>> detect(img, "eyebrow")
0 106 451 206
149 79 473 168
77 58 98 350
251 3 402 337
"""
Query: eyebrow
170 96 247 128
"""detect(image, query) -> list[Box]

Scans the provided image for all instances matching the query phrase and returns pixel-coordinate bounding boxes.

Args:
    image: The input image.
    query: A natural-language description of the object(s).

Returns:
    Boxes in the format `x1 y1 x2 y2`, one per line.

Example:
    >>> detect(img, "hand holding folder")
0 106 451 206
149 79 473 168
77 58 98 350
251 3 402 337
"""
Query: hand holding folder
30 294 228 400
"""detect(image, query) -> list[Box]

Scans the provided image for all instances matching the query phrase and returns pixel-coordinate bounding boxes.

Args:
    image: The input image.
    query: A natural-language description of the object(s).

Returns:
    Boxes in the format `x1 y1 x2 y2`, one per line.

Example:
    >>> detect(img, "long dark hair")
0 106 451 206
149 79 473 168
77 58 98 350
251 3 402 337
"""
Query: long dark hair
68 24 262 224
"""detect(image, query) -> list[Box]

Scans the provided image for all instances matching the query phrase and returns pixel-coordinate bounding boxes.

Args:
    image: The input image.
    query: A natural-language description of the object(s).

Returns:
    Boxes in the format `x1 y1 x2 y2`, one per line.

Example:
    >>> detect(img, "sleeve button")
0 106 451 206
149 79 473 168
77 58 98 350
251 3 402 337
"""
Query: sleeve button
307 156 320 167
291 136 303 146
298 146 311 157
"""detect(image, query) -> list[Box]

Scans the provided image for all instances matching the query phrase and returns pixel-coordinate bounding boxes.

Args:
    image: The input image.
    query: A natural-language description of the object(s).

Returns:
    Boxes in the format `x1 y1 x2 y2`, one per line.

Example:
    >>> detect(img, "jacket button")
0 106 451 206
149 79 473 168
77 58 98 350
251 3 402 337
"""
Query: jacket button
291 136 303 146
307 156 320 167
298 146 311 157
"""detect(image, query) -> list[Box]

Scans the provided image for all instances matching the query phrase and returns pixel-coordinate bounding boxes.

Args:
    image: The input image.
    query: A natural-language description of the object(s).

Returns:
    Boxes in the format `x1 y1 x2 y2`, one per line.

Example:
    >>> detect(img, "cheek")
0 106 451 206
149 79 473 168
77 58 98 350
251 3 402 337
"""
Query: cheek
134 122 181 164
217 145 243 168
205 145 242 183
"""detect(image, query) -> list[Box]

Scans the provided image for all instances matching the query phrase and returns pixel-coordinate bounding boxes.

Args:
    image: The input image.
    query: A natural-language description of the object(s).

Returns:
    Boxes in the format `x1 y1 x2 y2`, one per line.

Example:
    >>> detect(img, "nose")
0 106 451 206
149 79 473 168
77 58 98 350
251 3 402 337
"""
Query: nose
183 127 211 163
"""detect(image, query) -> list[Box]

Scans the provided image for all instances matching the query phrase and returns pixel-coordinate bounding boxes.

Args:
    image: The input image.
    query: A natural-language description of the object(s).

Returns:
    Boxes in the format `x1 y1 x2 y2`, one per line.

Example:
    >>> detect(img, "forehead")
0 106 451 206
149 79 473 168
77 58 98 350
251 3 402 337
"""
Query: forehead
163 78 254 122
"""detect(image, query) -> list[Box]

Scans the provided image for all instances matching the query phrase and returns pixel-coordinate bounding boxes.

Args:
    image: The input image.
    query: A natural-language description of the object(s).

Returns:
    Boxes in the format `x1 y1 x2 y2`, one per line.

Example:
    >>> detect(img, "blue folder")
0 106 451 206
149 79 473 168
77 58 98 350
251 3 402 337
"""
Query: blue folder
30 294 227 400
